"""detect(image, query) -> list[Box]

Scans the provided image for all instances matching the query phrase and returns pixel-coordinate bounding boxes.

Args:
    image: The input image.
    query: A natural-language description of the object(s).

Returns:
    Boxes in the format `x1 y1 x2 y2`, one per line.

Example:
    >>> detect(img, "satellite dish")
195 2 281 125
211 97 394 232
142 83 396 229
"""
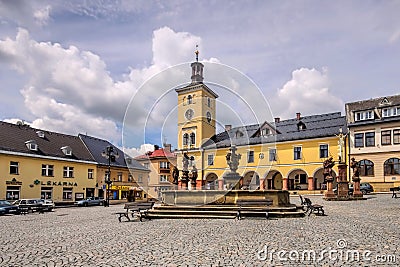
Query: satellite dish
16 121 23 126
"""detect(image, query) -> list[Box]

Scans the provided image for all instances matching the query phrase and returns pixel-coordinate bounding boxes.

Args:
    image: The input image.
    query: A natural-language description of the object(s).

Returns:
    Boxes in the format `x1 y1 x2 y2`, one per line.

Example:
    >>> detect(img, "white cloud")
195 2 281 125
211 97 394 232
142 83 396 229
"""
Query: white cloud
273 67 344 119
123 144 154 158
0 26 205 149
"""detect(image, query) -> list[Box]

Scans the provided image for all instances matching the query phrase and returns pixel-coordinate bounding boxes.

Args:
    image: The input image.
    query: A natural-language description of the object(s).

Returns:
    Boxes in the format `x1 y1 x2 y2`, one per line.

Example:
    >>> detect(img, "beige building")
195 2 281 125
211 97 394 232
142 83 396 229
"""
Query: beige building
135 144 176 200
346 95 400 191
0 121 149 204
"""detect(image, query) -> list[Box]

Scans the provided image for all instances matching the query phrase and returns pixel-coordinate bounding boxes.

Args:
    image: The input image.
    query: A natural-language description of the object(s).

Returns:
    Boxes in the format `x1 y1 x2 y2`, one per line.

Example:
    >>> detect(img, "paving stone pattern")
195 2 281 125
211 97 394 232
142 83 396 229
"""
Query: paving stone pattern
0 194 399 267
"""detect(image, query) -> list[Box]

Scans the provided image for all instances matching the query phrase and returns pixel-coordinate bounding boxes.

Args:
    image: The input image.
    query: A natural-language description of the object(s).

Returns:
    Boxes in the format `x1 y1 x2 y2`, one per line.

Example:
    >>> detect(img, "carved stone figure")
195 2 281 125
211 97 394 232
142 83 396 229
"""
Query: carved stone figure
350 157 360 178
172 166 179 185
323 156 335 178
182 152 190 171
226 146 241 173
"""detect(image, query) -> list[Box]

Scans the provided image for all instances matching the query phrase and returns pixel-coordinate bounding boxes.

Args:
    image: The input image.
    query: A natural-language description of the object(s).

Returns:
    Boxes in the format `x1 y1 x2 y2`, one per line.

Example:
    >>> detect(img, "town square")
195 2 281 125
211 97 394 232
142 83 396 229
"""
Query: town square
1 1 400 267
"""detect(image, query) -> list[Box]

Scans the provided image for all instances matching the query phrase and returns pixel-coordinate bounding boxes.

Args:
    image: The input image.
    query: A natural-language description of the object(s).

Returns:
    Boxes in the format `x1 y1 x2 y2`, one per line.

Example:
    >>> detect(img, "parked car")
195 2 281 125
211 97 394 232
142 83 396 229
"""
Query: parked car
40 199 55 211
359 182 374 194
0 200 19 215
333 182 374 195
13 199 44 212
75 197 104 207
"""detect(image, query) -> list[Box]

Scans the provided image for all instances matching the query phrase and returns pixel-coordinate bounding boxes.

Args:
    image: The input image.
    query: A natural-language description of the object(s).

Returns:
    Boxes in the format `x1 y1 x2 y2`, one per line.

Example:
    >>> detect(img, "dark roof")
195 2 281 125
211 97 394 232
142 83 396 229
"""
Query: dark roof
79 134 148 171
0 121 94 162
202 112 347 149
345 94 400 112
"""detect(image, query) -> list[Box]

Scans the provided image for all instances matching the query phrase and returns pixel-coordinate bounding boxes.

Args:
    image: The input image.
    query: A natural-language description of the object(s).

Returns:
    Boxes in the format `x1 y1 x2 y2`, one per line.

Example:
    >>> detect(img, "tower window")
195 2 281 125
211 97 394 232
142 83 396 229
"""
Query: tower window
207 97 211 107
187 95 192 104
183 133 189 146
190 133 196 145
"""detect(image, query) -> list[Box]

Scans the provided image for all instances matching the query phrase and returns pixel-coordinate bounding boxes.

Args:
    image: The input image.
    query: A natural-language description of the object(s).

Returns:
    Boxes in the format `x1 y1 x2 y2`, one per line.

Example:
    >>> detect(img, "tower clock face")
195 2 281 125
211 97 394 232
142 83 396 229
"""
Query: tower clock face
185 109 194 120
206 111 212 123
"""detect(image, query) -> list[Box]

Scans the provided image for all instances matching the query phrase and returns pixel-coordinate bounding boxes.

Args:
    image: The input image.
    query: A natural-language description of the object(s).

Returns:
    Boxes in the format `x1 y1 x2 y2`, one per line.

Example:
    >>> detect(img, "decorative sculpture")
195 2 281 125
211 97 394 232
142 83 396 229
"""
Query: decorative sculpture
226 146 241 173
323 156 335 178
172 166 179 185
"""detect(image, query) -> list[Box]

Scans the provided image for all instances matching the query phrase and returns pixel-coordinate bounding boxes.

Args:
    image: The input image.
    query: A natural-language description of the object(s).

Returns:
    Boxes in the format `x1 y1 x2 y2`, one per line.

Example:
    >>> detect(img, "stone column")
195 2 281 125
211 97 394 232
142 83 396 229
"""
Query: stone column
282 177 288 190
308 177 314 191
324 176 336 199
259 178 265 190
337 163 349 199
352 176 363 198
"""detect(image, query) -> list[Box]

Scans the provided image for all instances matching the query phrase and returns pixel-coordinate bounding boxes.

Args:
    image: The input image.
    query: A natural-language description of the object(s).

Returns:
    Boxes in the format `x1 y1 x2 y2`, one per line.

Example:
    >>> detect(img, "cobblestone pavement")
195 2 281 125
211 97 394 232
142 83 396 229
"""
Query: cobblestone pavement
0 194 399 267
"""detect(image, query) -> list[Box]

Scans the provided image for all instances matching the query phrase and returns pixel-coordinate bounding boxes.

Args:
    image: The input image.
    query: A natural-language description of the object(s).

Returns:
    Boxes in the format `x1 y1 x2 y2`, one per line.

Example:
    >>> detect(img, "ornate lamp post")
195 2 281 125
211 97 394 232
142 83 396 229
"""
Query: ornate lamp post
102 145 119 207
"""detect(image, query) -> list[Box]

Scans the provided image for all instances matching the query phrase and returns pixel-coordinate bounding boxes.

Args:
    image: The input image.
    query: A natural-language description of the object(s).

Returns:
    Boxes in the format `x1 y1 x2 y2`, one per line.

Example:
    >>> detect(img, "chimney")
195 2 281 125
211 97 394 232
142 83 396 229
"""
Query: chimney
296 112 301 120
274 117 280 123
164 144 171 152
225 125 232 131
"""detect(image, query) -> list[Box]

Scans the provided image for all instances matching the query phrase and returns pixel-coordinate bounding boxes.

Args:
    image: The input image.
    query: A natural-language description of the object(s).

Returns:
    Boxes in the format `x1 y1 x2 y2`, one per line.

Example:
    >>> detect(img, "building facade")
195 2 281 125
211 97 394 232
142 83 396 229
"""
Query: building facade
0 121 149 203
174 58 347 192
346 95 400 191
135 144 176 200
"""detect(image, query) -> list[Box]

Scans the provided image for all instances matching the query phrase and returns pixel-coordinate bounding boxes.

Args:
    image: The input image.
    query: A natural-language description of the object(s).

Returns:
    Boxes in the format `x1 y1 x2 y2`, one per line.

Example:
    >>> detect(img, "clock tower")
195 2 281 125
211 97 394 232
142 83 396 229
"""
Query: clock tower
175 50 218 151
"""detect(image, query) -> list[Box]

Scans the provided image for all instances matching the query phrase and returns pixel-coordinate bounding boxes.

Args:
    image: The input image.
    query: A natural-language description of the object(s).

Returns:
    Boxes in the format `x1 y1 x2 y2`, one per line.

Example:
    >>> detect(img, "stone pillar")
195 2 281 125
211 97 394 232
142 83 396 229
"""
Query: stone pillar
337 163 349 199
260 178 265 190
352 176 363 198
308 177 314 191
282 178 288 190
324 176 336 199
218 179 224 190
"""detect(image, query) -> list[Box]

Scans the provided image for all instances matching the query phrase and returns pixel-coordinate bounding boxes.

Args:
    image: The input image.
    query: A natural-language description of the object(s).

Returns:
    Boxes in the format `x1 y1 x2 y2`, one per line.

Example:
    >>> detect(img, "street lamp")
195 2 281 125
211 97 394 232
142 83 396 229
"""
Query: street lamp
102 145 119 207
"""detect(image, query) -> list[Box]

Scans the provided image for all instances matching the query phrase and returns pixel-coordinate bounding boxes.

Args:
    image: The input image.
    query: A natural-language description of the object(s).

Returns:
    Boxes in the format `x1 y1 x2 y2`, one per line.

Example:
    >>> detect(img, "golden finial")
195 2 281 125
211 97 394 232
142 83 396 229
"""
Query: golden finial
195 44 199 62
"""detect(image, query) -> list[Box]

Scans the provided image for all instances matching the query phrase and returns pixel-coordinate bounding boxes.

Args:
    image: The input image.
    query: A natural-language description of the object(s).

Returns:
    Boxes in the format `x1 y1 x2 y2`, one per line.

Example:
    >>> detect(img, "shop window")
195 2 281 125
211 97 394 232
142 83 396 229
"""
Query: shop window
359 160 374 176
41 187 53 199
6 186 20 201
384 158 400 175
63 188 73 200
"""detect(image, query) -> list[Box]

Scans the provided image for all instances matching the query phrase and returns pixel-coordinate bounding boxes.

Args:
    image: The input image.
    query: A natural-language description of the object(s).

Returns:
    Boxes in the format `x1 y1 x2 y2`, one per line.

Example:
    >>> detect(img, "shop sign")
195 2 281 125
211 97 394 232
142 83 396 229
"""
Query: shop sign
111 185 131 190
33 179 78 186
6 178 22 185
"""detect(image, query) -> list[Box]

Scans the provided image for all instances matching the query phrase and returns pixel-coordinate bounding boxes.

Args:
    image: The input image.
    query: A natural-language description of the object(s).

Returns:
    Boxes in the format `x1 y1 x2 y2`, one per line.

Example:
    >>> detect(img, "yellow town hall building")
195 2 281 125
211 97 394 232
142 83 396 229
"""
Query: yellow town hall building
175 57 347 192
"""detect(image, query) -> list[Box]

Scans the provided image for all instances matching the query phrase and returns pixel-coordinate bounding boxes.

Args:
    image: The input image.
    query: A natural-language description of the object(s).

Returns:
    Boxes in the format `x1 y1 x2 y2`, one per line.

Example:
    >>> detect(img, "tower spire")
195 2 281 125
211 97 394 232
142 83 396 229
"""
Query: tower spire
195 45 199 62
190 44 204 83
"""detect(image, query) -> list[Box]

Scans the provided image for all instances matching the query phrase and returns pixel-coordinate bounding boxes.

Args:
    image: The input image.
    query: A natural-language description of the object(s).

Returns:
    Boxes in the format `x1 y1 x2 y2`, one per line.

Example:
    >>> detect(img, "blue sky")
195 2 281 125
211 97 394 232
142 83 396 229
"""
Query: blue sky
1 0 400 155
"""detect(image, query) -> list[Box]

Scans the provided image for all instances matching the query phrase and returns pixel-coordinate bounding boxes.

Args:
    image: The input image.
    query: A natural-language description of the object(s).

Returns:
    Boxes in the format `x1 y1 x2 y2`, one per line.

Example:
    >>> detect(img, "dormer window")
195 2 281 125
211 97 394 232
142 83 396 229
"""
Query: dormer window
355 110 374 121
25 140 38 151
382 106 400 118
235 130 244 138
61 146 72 156
261 128 271 136
297 121 306 130
36 131 45 138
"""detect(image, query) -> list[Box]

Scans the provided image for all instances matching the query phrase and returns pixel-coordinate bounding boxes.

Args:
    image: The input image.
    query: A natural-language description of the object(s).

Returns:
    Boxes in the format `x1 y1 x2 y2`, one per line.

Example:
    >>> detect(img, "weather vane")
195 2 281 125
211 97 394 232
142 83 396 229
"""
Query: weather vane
195 44 199 62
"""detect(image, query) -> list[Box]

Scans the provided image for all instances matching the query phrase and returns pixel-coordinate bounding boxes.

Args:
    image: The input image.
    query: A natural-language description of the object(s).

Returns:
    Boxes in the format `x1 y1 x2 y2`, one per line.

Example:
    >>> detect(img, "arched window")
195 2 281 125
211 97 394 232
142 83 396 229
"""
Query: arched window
190 133 196 145
207 97 211 107
183 133 189 146
359 159 374 176
187 95 192 104
384 158 400 175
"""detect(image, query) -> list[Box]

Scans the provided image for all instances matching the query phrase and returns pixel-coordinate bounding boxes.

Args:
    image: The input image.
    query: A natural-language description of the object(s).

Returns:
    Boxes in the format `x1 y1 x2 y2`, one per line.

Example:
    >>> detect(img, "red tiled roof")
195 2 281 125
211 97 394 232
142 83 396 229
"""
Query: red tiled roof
135 148 176 160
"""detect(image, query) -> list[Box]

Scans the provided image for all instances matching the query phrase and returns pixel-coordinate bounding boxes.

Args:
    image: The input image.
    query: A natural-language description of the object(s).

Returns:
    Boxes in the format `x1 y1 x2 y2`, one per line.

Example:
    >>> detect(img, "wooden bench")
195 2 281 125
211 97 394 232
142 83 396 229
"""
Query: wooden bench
236 199 273 220
304 197 325 216
390 187 400 198
116 202 154 222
